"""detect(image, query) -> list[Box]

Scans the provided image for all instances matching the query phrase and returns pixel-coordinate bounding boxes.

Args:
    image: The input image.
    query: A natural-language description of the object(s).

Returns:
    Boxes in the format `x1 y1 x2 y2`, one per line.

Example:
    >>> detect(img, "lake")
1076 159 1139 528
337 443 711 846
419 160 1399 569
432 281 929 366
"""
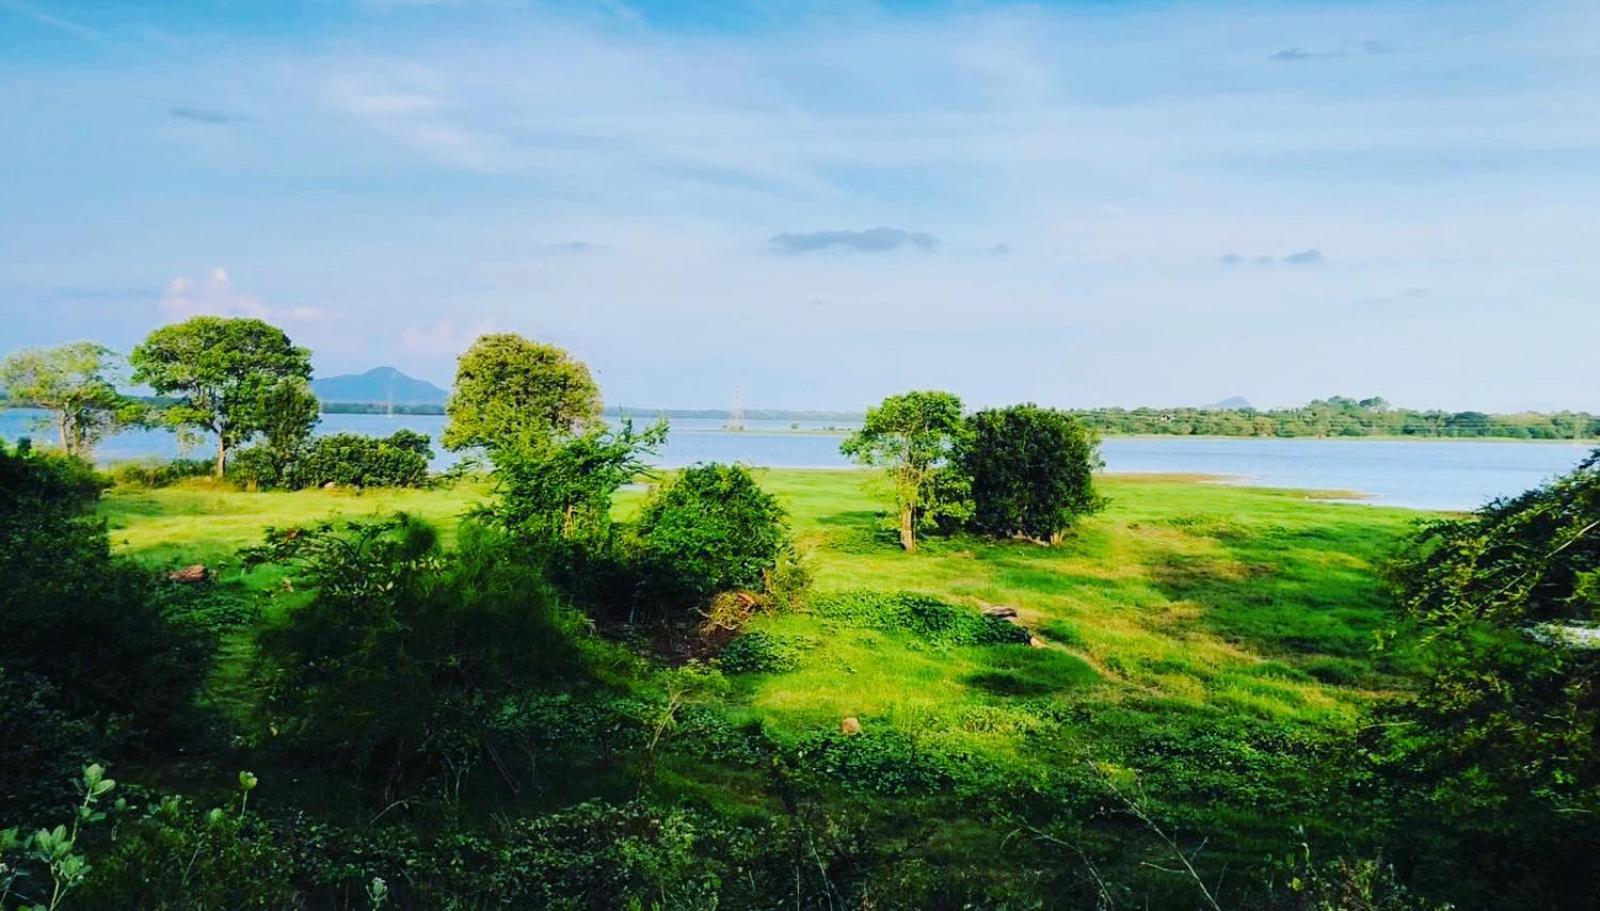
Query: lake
2 407 1591 511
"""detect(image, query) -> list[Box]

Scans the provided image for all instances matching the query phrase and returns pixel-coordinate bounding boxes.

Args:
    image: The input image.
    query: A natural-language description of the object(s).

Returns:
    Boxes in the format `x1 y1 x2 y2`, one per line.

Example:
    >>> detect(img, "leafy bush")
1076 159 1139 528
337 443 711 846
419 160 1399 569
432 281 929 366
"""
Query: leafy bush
298 429 432 488
810 590 1030 646
0 669 92 825
246 515 586 799
1375 447 1600 907
957 404 1104 543
718 630 818 674
0 441 212 736
633 463 791 610
110 457 213 489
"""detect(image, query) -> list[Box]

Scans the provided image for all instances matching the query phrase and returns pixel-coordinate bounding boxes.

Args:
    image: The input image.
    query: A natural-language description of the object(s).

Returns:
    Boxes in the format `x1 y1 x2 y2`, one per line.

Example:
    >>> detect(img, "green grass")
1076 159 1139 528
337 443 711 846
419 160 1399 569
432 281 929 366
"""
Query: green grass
104 470 1424 763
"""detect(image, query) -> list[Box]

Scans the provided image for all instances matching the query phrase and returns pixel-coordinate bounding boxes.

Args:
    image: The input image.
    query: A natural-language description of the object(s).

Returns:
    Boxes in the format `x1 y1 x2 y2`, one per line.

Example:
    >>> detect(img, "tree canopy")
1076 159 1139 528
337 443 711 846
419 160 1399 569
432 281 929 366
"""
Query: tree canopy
840 390 967 551
0 341 143 457
129 317 314 476
958 404 1103 544
442 333 602 453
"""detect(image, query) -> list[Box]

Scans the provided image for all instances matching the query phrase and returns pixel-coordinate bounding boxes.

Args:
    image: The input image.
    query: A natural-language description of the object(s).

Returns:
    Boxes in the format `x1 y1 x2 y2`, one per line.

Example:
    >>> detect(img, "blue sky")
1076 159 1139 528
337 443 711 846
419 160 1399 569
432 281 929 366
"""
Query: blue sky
2 0 1597 411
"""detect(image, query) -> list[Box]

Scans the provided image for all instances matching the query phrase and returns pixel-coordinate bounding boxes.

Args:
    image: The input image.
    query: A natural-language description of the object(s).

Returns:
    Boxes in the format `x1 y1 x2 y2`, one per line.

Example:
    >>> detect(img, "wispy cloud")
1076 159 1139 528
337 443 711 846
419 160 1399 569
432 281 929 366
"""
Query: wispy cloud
770 227 937 254
1271 40 1393 62
167 105 251 124
1281 249 1325 265
0 0 100 41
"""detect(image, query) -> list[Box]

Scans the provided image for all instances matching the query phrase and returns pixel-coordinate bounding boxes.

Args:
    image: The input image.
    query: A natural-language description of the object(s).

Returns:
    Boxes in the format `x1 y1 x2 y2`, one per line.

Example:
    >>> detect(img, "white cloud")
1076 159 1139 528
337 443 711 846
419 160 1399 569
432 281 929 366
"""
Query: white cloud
158 268 331 324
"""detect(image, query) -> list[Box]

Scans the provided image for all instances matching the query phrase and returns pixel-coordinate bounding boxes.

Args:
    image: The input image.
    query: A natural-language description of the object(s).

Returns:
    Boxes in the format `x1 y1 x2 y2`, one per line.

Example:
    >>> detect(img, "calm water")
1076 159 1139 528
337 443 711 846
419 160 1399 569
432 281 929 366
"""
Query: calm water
2 407 1591 511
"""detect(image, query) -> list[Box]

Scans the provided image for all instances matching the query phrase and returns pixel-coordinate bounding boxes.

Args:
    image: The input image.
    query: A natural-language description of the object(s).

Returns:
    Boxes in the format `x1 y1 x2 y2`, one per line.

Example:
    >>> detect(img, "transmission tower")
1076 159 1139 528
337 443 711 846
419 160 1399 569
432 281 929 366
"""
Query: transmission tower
726 386 746 432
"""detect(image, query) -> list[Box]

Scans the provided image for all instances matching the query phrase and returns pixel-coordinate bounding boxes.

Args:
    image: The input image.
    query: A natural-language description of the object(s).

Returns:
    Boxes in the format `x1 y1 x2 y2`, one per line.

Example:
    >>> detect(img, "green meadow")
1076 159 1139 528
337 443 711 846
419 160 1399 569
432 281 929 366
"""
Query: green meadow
101 469 1427 888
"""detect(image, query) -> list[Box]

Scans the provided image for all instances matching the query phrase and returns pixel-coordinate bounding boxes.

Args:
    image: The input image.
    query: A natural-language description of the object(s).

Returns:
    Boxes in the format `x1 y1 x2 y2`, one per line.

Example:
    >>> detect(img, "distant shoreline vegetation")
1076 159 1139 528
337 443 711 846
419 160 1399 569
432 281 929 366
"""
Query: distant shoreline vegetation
3 395 1596 441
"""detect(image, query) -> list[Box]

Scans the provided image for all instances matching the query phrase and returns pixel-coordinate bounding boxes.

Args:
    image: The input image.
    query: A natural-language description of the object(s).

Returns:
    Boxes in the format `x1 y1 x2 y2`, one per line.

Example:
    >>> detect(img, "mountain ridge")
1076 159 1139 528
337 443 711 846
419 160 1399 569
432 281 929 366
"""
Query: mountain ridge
311 367 448 405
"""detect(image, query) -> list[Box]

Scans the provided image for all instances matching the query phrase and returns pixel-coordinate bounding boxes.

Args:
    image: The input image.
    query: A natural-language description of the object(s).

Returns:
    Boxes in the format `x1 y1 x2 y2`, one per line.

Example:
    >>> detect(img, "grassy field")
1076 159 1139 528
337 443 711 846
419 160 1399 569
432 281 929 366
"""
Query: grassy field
101 468 1429 893
105 470 1422 762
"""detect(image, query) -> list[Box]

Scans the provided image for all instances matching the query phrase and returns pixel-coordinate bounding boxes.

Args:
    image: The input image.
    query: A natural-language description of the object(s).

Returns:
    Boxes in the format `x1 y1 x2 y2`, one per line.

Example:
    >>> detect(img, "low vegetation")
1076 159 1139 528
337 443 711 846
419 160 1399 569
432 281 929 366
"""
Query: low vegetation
2 322 1595 909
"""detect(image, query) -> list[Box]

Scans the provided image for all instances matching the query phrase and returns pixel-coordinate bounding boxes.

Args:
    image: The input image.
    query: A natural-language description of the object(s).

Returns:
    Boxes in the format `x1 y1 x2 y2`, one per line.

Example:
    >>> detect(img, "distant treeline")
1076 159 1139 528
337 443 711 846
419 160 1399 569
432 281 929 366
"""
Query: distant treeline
606 406 866 422
321 401 446 415
1074 396 1599 440
6 394 1594 440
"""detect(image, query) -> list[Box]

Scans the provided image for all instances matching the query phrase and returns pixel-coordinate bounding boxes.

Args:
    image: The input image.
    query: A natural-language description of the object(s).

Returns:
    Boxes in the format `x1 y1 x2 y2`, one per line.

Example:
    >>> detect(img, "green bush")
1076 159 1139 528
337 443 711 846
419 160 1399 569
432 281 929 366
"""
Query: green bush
718 630 818 674
110 457 213 489
0 441 212 735
810 590 1030 646
246 515 585 799
956 404 1104 543
298 429 432 488
633 463 790 610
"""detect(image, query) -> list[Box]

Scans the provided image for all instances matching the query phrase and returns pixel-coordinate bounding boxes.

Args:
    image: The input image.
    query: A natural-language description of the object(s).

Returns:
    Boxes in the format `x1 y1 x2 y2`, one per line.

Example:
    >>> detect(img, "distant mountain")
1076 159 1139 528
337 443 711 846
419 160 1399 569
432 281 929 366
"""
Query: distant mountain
312 367 448 406
1205 396 1254 410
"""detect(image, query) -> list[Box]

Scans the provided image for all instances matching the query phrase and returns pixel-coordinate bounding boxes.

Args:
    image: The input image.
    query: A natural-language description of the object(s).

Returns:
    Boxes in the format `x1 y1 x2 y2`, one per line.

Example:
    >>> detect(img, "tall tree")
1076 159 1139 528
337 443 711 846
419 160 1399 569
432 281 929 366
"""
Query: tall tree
442 333 602 453
0 342 143 458
957 404 1103 544
129 317 313 477
840 390 967 552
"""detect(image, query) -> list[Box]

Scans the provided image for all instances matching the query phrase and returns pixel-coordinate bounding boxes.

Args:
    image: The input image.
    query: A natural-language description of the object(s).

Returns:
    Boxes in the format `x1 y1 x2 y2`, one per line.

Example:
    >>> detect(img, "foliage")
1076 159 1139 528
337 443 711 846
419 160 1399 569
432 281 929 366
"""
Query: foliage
1376 447 1600 906
0 342 144 458
245 515 585 800
109 458 213 489
840 390 968 551
230 429 432 490
633 463 792 610
298 429 432 488
478 419 666 549
251 376 321 483
129 316 314 476
0 671 92 827
718 630 818 674
442 333 602 452
810 590 1031 647
0 763 117 911
0 441 212 737
958 403 1104 543
1074 395 1598 440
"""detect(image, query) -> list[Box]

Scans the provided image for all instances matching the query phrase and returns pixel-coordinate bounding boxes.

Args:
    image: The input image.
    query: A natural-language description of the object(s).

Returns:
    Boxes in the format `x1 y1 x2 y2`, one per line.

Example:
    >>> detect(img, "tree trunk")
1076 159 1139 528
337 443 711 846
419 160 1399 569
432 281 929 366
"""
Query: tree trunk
214 439 228 478
899 507 917 552
57 414 70 455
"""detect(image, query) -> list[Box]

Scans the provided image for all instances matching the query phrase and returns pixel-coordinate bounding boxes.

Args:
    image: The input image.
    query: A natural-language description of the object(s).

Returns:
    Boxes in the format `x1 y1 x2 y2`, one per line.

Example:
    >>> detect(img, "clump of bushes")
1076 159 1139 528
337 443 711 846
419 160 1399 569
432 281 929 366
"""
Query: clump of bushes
111 457 213 488
0 440 213 739
230 429 433 490
811 591 1030 646
633 463 791 610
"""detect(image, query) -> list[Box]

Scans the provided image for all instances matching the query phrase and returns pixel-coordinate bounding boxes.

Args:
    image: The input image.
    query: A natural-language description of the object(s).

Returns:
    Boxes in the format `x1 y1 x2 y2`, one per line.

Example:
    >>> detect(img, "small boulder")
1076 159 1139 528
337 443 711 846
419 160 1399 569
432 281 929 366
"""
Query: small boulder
1028 635 1047 649
168 564 209 584
322 481 338 490
840 716 862 736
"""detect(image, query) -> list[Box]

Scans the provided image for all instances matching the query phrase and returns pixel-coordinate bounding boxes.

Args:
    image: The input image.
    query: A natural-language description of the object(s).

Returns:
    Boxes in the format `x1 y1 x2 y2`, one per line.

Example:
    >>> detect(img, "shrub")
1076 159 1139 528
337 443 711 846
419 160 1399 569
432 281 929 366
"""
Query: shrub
633 463 790 610
110 457 213 489
957 404 1104 543
298 429 433 488
1375 447 1600 907
246 515 585 799
0 441 212 735
718 630 818 674
810 591 1030 646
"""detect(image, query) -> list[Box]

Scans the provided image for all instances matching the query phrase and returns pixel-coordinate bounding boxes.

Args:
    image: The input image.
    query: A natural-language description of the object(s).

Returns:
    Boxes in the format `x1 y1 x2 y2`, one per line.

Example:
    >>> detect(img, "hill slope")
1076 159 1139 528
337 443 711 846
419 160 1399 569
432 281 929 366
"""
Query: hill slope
311 367 447 405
